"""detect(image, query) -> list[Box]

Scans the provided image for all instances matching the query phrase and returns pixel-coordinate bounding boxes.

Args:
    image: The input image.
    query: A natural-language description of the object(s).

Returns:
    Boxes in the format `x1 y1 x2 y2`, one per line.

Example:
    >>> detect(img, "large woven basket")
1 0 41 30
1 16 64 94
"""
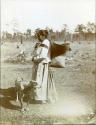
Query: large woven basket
51 42 71 59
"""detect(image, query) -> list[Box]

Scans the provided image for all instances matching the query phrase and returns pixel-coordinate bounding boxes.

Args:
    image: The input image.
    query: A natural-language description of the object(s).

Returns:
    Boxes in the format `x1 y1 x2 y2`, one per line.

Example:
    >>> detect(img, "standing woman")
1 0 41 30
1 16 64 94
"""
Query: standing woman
32 30 57 103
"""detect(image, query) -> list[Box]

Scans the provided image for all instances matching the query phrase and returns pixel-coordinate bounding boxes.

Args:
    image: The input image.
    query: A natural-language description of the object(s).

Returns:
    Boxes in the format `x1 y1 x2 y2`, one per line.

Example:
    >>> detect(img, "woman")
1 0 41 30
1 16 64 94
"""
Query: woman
32 30 57 103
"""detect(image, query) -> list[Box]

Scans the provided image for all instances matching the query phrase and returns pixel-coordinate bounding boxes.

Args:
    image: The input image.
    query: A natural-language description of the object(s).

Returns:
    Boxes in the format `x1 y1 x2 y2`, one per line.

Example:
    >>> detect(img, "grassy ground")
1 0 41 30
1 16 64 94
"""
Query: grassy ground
0 41 96 124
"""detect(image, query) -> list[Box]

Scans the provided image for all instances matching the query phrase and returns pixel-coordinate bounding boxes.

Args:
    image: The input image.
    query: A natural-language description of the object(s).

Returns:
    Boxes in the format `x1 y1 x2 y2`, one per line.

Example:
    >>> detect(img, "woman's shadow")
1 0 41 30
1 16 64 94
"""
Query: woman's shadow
0 87 20 111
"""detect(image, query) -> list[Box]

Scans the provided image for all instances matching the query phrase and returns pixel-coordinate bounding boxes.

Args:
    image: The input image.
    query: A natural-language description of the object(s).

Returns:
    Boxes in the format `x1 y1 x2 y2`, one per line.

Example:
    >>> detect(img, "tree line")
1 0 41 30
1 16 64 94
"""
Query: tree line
1 22 96 43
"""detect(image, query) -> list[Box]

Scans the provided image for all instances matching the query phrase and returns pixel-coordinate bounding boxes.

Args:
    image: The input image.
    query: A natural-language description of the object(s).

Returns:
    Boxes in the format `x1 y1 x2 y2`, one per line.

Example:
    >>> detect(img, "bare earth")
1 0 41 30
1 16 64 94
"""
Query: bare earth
0 41 96 124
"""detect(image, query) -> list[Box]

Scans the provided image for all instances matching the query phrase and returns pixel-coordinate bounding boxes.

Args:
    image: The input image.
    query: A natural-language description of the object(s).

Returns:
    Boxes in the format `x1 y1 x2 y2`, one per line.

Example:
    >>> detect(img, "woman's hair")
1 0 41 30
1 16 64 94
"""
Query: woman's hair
35 30 49 39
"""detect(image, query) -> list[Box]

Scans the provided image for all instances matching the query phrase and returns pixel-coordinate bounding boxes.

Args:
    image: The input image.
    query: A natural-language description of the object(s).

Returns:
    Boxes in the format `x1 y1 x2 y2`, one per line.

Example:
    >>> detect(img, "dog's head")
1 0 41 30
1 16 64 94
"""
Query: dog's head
15 77 24 90
29 80 37 88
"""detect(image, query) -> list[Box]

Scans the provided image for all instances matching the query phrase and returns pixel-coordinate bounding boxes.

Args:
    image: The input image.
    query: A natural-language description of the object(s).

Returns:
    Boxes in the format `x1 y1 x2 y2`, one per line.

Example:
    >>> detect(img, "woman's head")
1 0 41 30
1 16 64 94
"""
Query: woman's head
35 30 48 42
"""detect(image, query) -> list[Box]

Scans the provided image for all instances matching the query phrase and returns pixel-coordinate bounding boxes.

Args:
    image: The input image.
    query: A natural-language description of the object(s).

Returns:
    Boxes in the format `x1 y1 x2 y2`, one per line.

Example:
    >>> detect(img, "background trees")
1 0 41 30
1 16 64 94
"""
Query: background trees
1 22 96 42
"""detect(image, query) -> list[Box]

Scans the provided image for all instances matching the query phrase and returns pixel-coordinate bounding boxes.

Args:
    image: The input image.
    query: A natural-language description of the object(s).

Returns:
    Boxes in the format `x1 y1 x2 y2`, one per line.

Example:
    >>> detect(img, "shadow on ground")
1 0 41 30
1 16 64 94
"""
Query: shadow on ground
0 87 44 111
0 87 20 110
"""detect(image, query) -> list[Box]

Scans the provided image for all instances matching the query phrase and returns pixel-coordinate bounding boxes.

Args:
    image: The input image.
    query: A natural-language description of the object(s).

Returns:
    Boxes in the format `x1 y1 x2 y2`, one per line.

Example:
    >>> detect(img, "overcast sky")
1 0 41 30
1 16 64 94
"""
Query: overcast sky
1 0 95 33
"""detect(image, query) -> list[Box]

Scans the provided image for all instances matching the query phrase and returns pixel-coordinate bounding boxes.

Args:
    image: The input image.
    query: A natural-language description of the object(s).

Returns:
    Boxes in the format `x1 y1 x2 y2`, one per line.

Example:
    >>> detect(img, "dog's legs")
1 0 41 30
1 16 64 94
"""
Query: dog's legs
18 91 23 111
20 92 29 112
16 92 19 102
20 97 25 112
24 94 30 111
20 98 23 109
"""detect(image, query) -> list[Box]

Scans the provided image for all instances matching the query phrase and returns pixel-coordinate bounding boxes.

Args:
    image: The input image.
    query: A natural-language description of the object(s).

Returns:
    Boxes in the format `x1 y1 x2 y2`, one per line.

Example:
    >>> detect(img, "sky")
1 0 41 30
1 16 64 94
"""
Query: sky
1 0 95 33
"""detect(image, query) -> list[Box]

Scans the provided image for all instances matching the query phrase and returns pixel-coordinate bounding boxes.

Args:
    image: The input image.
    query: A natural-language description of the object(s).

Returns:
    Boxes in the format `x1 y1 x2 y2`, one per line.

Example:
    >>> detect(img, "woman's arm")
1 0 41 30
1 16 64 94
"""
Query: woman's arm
33 39 50 63
32 57 45 63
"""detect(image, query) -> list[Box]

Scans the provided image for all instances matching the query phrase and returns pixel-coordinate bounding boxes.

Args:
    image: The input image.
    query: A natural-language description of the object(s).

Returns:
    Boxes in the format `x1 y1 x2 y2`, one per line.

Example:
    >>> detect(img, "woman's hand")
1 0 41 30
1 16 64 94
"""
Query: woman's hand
32 57 45 64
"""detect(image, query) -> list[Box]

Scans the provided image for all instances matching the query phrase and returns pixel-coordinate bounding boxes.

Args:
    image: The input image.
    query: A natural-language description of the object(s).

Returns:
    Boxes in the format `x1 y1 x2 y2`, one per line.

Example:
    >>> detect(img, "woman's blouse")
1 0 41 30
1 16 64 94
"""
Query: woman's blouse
34 39 51 63
39 39 51 63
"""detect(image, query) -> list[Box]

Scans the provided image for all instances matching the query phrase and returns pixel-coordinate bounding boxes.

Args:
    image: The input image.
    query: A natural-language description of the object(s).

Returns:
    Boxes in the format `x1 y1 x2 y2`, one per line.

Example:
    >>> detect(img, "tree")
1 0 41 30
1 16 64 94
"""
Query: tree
75 24 86 33
74 24 86 41
27 29 31 36
85 22 96 41
11 18 20 33
86 22 95 33
61 24 69 42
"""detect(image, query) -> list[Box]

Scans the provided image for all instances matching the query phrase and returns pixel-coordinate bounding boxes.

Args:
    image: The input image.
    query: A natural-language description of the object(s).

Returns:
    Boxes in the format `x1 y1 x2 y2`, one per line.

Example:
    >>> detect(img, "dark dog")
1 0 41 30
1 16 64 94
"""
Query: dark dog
15 78 38 111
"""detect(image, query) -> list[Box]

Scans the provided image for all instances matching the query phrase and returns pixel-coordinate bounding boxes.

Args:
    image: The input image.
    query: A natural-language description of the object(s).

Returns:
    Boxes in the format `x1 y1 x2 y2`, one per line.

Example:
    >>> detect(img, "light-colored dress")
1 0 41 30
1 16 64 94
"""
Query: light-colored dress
32 39 57 102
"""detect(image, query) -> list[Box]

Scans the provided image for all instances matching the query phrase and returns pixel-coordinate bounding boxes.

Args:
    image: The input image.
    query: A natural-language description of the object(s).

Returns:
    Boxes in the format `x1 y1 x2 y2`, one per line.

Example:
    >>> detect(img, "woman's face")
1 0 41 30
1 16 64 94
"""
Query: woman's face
38 35 45 42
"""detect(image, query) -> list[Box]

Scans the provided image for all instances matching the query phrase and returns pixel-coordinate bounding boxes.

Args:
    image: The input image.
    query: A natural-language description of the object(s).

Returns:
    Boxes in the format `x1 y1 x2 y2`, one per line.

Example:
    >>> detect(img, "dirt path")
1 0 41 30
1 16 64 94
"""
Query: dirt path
0 41 96 124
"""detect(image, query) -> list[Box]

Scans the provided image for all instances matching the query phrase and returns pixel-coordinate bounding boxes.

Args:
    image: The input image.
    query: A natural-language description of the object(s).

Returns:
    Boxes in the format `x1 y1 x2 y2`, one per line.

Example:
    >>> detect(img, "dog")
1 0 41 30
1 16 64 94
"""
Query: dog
15 78 38 111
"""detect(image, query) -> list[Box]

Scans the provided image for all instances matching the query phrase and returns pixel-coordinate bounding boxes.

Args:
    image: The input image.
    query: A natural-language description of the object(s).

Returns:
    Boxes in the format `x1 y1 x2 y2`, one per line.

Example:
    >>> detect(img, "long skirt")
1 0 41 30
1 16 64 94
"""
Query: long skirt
32 62 57 102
